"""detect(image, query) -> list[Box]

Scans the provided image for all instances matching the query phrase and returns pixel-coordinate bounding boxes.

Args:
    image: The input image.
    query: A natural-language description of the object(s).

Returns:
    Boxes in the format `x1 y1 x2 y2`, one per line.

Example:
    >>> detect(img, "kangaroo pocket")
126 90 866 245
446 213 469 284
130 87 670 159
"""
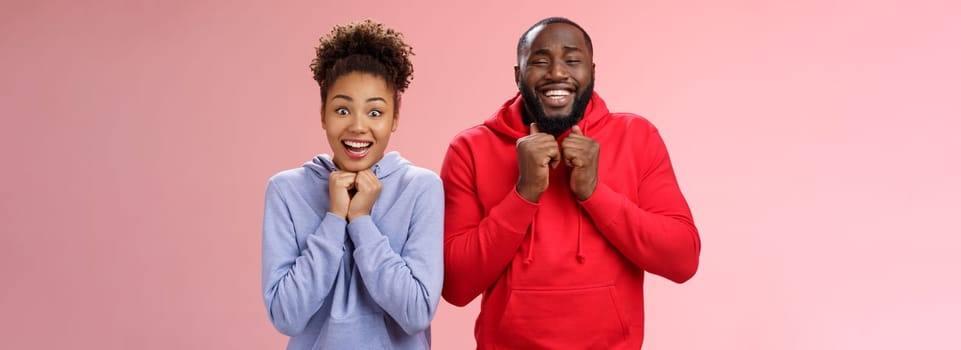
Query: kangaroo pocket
314 313 391 350
495 285 629 349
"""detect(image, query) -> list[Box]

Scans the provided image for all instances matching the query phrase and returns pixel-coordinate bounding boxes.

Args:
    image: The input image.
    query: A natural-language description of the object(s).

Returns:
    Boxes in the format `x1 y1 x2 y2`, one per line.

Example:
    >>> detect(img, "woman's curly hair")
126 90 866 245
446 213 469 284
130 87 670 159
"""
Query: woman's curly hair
309 20 414 107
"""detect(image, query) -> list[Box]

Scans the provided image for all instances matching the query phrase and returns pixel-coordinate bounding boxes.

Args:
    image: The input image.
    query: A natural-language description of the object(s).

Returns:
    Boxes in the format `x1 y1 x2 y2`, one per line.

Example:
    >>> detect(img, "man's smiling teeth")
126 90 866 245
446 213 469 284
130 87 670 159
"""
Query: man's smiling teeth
544 90 571 99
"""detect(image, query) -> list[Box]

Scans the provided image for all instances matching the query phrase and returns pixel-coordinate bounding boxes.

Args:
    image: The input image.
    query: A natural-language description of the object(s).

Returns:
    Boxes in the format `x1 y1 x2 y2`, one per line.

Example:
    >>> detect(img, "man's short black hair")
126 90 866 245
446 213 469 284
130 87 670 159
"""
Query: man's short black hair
516 17 593 65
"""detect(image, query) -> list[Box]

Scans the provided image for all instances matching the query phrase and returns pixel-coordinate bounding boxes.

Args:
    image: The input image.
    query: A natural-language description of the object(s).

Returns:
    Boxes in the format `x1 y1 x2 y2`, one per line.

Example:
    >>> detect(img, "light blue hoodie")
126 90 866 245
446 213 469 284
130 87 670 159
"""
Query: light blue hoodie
262 152 443 349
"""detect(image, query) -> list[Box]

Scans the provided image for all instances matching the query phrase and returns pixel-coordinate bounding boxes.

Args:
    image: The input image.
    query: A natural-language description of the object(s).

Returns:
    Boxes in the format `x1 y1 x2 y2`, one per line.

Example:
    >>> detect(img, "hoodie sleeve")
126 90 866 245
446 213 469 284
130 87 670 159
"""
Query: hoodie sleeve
347 174 444 335
439 138 539 306
262 177 347 336
579 126 701 283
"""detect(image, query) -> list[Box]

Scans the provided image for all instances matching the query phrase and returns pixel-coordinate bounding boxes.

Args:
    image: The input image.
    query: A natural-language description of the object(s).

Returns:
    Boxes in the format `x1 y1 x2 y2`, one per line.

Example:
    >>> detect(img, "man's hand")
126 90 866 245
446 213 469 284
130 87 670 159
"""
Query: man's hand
515 123 560 202
347 169 382 221
562 125 599 201
328 171 357 218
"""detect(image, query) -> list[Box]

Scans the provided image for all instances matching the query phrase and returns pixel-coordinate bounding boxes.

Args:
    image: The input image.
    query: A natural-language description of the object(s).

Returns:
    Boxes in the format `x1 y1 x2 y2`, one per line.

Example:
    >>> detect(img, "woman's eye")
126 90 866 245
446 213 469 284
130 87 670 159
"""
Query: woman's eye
567 60 581 64
369 110 382 117
335 108 349 115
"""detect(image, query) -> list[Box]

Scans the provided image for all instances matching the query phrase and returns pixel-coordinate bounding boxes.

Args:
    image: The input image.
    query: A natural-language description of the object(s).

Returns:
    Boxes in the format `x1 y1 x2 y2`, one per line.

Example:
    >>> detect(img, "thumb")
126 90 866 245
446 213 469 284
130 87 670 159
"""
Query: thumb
571 125 583 136
530 122 539 135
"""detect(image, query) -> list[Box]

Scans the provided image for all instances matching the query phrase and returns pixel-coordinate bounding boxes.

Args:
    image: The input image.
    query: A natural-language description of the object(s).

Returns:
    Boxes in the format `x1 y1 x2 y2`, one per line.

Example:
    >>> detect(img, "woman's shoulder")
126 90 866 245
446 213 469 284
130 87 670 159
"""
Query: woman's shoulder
265 166 325 199
383 152 441 188
400 164 442 188
268 167 310 186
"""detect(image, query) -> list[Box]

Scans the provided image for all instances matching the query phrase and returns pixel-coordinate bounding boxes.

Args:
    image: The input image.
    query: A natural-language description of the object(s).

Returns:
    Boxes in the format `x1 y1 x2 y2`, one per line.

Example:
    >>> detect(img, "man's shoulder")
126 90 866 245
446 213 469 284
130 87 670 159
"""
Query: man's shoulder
448 123 498 147
605 110 654 124
454 122 495 137
598 111 659 132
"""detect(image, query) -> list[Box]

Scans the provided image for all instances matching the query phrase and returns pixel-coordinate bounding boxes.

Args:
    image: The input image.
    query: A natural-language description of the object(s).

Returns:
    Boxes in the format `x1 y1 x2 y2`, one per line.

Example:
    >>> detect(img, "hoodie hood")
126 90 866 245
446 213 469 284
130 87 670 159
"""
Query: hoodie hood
483 91 610 140
303 151 409 180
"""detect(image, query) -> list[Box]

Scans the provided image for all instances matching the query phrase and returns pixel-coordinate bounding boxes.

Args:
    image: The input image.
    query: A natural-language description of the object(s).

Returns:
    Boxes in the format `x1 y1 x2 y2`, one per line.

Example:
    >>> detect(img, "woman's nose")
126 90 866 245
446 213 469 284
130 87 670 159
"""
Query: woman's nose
348 116 366 132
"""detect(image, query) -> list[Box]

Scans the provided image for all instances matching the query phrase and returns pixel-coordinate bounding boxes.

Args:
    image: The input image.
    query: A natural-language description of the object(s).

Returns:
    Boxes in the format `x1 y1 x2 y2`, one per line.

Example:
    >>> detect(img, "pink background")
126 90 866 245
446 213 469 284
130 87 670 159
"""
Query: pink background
2 0 959 349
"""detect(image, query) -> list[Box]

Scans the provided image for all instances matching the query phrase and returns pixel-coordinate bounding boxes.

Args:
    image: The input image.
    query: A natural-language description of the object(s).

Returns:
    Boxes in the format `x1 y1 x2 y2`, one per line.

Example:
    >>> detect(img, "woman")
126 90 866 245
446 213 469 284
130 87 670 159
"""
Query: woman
262 20 442 349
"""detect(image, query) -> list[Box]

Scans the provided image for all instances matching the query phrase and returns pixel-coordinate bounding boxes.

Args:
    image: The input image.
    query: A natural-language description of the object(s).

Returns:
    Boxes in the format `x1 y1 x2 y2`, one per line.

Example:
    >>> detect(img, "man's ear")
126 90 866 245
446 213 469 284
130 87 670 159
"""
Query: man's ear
514 65 521 88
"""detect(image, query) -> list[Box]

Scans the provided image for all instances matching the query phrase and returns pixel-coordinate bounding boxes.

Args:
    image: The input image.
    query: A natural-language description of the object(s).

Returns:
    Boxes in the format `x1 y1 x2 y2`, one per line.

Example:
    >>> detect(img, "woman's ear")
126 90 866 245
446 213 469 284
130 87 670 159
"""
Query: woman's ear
391 94 400 132
320 105 327 129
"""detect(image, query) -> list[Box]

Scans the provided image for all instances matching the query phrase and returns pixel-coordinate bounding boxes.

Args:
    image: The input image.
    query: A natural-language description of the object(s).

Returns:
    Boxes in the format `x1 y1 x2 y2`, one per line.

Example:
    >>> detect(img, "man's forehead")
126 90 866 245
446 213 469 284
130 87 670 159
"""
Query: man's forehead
523 23 587 52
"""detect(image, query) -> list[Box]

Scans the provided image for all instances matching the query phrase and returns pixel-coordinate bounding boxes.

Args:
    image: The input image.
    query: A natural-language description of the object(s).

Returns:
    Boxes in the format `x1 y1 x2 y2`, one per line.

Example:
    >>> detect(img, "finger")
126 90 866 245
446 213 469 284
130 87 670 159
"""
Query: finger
548 148 561 169
571 125 583 136
530 122 539 135
356 169 371 185
561 146 576 162
344 173 358 188
357 170 378 190
352 171 368 188
366 172 382 191
361 169 376 182
561 135 582 149
563 136 595 155
333 173 352 187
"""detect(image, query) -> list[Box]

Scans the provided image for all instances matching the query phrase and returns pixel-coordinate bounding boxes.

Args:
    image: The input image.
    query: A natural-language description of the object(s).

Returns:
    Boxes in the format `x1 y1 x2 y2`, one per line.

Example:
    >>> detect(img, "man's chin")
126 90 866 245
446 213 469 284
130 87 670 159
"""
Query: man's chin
539 109 573 120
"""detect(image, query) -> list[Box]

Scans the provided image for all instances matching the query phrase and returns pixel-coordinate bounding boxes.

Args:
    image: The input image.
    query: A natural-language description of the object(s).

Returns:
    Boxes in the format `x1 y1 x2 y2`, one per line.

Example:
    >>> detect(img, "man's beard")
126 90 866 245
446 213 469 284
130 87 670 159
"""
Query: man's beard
520 79 594 137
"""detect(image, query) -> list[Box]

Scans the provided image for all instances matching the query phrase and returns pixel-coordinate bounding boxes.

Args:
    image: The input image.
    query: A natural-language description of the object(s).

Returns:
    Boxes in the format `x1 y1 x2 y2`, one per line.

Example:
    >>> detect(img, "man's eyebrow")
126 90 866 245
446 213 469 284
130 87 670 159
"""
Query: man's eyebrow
531 48 552 56
530 46 583 56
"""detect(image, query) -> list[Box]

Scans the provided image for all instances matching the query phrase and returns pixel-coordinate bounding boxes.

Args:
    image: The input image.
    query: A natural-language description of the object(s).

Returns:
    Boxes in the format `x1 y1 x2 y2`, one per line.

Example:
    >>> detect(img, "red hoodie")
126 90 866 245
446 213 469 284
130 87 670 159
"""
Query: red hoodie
441 92 700 349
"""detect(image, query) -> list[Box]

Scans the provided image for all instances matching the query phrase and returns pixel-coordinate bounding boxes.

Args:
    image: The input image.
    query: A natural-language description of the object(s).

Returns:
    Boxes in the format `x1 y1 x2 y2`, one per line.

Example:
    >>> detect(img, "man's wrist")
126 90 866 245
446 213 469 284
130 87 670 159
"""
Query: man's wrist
516 184 541 203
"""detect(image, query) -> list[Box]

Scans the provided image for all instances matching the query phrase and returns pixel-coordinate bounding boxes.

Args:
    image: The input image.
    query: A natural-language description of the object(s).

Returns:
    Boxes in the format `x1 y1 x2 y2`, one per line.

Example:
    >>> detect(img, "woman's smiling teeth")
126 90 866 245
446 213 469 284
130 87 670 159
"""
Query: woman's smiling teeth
343 140 373 158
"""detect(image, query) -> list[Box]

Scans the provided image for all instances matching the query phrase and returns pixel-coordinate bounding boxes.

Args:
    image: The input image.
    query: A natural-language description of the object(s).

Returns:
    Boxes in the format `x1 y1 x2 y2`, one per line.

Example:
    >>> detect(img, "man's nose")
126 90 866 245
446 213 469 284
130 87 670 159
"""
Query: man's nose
547 61 570 80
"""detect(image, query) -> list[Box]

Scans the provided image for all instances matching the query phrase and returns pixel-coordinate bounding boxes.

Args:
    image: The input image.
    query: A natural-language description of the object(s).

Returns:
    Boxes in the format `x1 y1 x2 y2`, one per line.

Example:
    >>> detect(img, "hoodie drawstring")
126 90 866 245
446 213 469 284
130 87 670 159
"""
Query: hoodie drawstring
525 211 536 265
575 209 585 263
524 208 587 265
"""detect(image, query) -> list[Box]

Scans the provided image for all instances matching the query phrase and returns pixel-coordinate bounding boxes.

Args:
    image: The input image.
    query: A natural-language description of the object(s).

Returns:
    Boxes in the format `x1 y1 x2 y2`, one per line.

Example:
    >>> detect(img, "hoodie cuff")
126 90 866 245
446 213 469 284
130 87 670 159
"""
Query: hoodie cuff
488 188 540 235
346 215 384 247
578 182 624 233
325 211 347 223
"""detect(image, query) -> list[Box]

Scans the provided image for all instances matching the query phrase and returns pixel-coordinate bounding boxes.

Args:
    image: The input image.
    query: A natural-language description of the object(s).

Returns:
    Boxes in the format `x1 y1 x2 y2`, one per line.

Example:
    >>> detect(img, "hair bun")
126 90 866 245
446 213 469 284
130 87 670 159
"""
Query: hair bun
310 20 414 100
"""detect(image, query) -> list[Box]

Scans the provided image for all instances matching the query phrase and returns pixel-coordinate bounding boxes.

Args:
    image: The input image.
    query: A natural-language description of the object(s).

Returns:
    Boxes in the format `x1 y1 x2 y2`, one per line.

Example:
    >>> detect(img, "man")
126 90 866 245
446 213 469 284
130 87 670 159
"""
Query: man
441 17 701 349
